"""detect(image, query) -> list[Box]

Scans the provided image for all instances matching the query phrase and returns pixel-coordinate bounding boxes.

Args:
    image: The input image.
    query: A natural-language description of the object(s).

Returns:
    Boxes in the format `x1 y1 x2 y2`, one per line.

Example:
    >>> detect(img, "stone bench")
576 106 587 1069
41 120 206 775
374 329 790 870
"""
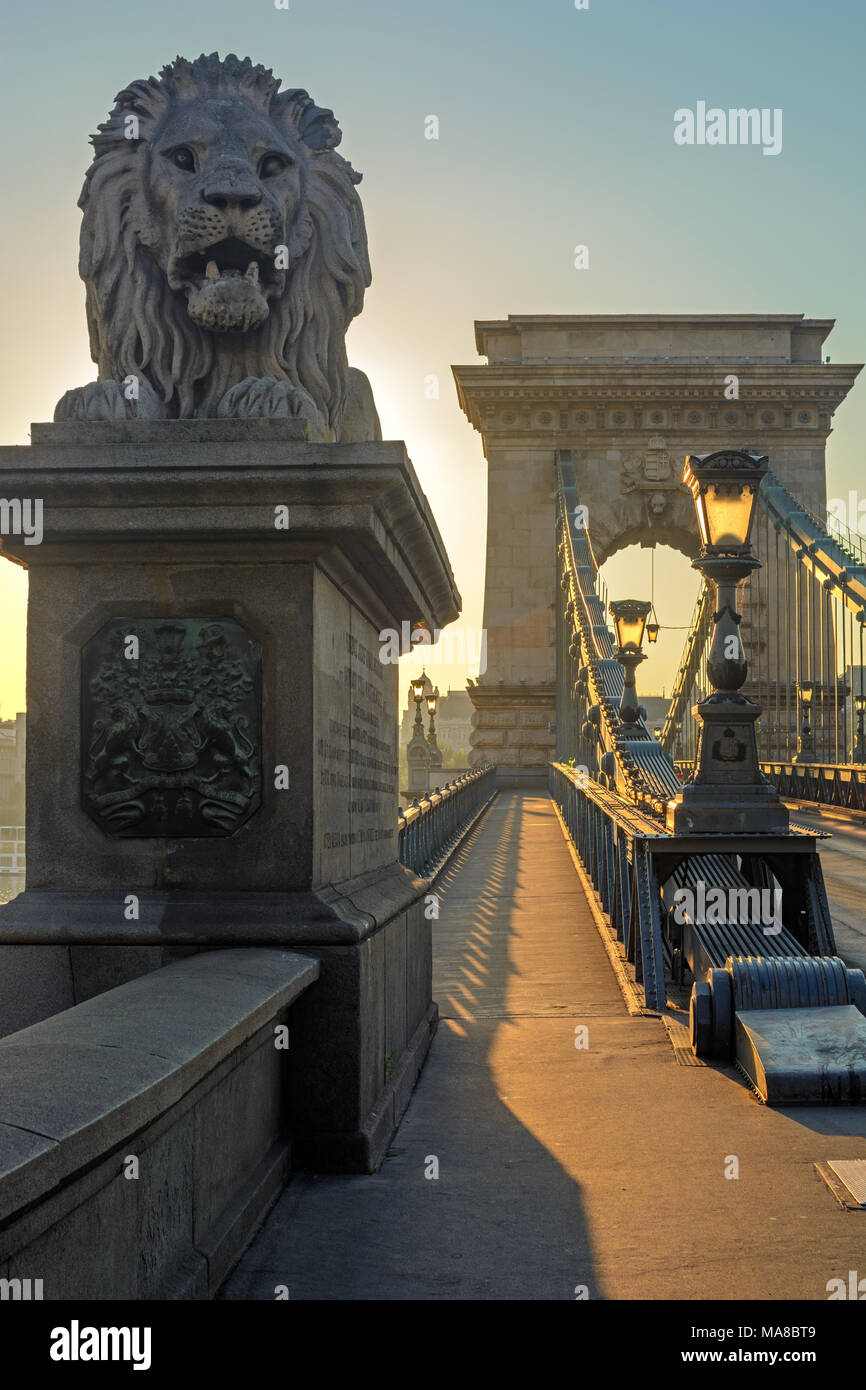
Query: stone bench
0 947 318 1300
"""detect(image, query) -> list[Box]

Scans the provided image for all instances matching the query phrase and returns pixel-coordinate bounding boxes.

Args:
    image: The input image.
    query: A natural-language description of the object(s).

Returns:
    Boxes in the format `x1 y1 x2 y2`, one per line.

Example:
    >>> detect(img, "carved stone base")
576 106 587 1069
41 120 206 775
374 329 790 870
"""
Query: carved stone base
666 697 789 835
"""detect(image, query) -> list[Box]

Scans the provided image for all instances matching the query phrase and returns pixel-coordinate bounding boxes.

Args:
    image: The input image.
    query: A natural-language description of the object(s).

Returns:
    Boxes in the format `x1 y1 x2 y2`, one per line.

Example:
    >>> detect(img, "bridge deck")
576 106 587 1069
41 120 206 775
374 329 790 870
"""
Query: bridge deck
222 791 866 1301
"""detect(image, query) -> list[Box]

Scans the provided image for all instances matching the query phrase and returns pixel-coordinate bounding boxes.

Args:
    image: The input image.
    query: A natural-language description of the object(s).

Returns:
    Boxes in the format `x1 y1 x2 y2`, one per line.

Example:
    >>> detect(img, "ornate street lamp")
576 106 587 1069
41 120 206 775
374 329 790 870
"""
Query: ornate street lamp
609 598 652 729
853 692 866 764
425 686 443 770
794 679 816 763
646 619 660 644
666 450 789 834
407 672 431 793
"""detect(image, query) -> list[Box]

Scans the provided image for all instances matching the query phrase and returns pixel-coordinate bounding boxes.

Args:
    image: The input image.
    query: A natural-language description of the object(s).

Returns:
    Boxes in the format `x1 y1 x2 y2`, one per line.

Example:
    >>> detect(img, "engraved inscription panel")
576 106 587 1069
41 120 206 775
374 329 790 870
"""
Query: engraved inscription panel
315 593 398 879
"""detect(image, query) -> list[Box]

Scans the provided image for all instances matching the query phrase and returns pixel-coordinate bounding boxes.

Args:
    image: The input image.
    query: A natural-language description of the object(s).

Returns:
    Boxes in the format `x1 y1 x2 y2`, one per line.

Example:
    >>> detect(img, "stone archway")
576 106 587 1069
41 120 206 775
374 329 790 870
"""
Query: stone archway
569 434 700 570
453 314 860 785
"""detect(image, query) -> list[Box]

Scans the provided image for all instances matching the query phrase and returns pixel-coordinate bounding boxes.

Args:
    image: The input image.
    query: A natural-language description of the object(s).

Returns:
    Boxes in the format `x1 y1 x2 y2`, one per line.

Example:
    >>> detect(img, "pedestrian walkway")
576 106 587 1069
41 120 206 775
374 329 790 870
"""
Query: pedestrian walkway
221 792 866 1301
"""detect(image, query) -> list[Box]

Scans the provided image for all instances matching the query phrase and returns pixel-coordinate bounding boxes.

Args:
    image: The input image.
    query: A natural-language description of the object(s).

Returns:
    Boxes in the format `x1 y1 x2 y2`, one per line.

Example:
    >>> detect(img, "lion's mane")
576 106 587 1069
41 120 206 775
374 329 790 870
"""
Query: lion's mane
78 53 371 427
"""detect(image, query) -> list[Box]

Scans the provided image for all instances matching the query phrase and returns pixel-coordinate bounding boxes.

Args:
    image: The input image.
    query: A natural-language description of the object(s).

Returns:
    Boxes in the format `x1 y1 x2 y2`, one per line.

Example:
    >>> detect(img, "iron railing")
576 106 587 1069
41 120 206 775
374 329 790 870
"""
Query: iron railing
659 581 712 762
551 760 835 1011
554 451 682 818
550 762 667 1008
760 761 866 811
398 766 496 876
551 456 845 1024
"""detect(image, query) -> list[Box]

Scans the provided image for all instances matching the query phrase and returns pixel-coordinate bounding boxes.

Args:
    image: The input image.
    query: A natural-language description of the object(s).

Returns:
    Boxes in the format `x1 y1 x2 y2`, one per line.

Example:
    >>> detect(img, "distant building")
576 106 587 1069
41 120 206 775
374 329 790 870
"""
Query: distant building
436 689 474 755
0 713 25 809
641 696 671 733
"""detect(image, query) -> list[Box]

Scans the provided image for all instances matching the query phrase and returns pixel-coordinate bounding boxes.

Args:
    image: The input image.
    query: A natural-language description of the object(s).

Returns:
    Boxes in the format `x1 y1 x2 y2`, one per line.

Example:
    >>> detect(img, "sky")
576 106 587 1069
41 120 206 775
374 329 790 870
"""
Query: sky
1 0 864 713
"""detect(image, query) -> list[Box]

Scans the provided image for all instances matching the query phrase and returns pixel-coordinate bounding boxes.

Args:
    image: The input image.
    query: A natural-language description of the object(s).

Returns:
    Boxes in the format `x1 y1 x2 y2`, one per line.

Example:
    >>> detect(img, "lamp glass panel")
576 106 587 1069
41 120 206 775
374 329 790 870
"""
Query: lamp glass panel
694 491 711 548
616 612 646 649
425 695 437 713
800 683 814 706
411 678 426 700
704 481 754 549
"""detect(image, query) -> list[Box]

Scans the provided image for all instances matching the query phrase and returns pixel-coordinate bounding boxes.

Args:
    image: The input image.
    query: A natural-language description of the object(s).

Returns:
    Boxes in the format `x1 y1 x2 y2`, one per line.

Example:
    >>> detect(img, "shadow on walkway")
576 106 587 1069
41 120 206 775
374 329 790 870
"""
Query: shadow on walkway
221 792 611 1300
221 792 866 1301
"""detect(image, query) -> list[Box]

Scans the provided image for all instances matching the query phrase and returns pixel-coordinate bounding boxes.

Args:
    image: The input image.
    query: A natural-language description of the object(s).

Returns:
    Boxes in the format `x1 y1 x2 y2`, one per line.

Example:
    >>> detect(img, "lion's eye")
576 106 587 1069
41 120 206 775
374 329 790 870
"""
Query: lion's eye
170 147 195 172
260 154 289 179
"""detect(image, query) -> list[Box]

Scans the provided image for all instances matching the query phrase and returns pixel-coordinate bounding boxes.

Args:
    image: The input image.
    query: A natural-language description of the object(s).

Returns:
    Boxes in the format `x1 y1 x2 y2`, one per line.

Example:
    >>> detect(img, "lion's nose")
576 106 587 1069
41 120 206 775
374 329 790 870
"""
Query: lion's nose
201 180 263 213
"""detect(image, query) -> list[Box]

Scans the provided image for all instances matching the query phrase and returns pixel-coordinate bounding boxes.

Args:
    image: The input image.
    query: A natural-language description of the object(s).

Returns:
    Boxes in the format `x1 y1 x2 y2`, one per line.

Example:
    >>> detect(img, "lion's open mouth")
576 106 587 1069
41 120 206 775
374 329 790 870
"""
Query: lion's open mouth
170 236 283 334
172 237 279 293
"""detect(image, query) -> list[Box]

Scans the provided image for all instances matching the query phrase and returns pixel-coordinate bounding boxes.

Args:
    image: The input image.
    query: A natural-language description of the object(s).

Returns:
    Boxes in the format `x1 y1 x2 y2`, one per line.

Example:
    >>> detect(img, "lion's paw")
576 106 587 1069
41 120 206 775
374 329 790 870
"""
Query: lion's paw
217 377 329 437
54 378 164 422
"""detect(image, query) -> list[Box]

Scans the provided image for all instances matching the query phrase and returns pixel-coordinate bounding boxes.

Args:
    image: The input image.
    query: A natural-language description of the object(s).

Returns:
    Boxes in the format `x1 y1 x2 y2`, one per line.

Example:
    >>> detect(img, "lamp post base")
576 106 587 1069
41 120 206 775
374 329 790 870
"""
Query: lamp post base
665 696 790 835
793 731 815 765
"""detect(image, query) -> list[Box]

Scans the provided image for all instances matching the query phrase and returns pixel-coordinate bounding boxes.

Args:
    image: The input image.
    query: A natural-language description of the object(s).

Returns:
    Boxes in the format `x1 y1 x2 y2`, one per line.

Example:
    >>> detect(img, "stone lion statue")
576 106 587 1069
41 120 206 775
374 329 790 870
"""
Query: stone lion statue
55 53 380 441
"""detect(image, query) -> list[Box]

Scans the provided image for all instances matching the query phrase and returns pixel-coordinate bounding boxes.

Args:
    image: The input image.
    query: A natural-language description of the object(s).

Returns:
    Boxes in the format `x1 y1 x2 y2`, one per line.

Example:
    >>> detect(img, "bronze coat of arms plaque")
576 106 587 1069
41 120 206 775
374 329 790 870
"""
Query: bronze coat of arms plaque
82 618 262 837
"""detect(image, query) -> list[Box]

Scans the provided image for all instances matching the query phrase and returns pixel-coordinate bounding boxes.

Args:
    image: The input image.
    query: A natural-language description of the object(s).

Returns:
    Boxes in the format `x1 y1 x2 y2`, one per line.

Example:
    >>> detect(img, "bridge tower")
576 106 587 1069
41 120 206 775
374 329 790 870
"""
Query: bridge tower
454 314 861 785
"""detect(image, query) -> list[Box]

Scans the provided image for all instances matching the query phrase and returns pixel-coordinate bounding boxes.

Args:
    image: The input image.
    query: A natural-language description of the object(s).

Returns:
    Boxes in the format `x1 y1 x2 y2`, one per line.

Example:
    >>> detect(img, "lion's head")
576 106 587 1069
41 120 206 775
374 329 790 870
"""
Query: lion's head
74 53 372 430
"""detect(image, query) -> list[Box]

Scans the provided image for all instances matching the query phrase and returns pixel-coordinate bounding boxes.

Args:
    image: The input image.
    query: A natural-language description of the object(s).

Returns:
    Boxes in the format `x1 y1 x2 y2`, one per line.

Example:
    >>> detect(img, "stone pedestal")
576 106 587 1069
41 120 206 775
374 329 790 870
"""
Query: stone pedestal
666 696 789 836
0 419 460 1171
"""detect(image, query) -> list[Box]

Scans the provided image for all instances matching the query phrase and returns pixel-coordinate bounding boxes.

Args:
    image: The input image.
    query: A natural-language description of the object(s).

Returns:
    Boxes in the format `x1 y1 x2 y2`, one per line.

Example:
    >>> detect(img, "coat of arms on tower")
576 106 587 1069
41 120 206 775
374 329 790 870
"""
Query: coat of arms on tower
82 618 262 837
621 436 678 492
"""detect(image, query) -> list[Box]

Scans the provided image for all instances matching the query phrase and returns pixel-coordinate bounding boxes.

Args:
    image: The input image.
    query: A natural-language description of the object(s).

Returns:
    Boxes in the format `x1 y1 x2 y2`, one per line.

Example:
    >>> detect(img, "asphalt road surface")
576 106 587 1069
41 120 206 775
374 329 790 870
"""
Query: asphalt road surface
787 802 866 975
